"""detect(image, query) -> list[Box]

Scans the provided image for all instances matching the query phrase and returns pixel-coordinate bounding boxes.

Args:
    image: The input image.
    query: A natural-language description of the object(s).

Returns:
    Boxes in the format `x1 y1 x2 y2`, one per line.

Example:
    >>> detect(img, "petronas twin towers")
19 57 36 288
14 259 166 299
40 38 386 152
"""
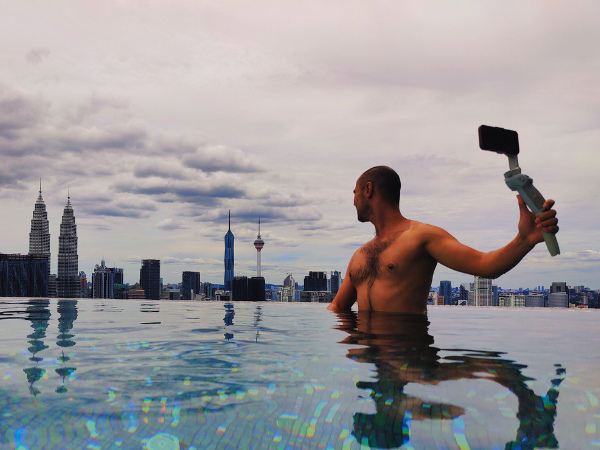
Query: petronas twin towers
29 183 79 298
29 185 51 257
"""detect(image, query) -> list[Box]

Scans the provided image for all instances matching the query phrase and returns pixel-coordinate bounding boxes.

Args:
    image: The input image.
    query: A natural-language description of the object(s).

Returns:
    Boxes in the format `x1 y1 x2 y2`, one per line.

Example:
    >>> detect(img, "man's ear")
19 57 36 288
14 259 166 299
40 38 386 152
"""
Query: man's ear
364 181 373 198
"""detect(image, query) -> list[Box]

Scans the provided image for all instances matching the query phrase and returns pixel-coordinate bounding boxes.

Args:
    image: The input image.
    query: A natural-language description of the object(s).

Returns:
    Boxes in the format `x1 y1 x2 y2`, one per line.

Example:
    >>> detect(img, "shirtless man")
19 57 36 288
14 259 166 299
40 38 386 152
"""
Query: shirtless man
327 166 559 313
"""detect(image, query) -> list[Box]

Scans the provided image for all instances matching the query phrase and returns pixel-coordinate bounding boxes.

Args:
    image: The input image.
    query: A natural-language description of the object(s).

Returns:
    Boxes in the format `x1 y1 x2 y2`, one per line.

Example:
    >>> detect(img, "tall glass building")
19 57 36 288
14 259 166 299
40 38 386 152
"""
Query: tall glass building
182 271 201 300
57 195 79 298
224 211 234 291
0 253 49 297
29 183 51 260
439 280 452 306
140 259 161 300
29 183 51 295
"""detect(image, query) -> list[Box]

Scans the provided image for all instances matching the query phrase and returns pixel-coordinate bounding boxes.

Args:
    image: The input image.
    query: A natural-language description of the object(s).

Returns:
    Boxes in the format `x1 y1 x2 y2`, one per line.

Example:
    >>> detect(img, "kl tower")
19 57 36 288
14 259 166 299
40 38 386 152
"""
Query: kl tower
253 218 265 277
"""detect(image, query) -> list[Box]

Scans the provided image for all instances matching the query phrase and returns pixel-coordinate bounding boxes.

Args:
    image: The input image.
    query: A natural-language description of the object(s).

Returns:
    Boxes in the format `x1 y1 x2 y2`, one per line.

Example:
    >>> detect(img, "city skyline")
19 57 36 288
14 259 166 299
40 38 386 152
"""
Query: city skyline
1 2 599 288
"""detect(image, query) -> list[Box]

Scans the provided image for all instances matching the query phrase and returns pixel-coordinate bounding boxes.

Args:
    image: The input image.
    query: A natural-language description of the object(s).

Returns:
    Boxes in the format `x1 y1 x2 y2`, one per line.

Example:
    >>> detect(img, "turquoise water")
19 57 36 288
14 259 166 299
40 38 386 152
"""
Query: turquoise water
1 299 599 449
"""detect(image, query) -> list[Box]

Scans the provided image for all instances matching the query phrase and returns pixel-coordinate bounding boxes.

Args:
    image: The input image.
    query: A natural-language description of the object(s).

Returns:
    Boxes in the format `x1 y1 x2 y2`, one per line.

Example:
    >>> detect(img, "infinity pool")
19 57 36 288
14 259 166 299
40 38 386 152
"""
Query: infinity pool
1 299 599 449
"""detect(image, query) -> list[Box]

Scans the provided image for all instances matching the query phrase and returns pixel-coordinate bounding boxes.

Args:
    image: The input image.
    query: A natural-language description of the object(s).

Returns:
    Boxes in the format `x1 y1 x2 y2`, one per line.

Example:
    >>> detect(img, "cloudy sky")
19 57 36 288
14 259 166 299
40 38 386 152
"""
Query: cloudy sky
1 1 598 290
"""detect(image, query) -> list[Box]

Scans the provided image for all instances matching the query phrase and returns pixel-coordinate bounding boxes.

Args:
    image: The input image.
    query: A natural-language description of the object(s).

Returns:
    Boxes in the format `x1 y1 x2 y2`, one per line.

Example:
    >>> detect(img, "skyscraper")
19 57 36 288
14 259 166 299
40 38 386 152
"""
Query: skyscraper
304 271 327 291
224 210 234 291
253 218 265 278
0 253 49 297
181 271 201 300
439 280 452 306
330 271 342 295
29 180 51 261
468 276 492 306
248 276 266 301
140 259 160 300
57 194 79 298
232 276 248 301
92 259 114 299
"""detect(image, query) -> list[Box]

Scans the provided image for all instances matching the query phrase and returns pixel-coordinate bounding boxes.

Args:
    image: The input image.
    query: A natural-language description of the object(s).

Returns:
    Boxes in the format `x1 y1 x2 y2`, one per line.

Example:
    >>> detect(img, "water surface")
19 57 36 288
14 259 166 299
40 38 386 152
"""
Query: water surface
1 299 599 449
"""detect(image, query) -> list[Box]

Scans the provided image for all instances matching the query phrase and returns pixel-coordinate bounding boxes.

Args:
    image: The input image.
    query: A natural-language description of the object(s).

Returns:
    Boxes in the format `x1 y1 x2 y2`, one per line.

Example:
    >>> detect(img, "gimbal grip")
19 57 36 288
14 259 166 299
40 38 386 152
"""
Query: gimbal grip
542 231 560 256
505 172 560 256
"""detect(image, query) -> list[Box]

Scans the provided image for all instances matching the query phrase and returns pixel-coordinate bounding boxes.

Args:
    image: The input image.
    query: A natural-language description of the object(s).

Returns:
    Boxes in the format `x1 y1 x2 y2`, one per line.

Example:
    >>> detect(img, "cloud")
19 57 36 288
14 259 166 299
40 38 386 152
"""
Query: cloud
82 204 155 219
115 179 246 206
68 93 130 124
157 218 188 230
162 256 218 265
550 250 600 264
25 47 50 65
134 161 188 180
0 83 46 140
192 205 323 226
183 145 263 173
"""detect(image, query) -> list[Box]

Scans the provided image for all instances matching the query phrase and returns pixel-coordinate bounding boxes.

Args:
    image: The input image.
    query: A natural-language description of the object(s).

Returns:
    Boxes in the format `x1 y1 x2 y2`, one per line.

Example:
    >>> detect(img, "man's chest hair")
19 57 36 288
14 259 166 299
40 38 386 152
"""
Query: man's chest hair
350 231 426 285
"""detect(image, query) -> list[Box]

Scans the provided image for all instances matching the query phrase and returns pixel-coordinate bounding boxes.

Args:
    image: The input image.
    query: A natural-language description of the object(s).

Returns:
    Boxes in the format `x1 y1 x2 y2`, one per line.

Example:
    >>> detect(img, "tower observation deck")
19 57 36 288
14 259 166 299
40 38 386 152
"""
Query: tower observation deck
253 218 265 278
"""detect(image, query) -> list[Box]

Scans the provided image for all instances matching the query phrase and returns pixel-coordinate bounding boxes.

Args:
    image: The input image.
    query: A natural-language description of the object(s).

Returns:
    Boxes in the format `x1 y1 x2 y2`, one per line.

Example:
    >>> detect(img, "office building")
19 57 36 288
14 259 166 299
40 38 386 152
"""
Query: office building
91 260 124 299
48 274 57 297
304 271 327 292
232 276 248 301
79 271 88 298
181 271 201 300
498 293 526 307
330 271 342 295
140 259 160 300
57 195 79 298
283 274 295 288
548 292 568 308
550 282 566 293
439 280 452 306
0 253 49 297
28 182 51 289
224 210 234 291
468 277 492 306
300 291 334 303
525 293 545 307
459 283 469 305
248 276 265 301
93 260 112 299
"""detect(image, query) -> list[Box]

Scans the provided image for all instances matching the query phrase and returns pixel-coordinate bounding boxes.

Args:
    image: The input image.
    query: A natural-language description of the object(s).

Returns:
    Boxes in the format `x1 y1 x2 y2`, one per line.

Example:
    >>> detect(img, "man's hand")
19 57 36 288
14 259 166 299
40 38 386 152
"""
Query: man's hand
517 195 559 247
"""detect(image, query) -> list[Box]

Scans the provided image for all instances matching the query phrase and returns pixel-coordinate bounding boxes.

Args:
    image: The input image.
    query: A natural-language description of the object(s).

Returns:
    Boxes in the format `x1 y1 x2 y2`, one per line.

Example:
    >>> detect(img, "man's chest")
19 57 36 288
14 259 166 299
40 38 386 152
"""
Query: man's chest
350 235 425 285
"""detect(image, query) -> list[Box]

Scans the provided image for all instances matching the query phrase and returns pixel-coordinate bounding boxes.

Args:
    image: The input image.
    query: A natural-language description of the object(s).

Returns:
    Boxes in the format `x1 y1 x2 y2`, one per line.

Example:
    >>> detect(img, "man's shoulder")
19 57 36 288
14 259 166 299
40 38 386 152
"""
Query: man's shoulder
406 219 447 235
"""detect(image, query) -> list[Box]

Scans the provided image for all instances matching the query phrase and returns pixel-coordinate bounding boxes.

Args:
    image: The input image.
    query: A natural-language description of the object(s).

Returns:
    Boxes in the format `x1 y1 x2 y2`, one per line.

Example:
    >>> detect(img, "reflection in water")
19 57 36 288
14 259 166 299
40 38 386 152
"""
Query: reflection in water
55 300 78 393
223 303 234 340
335 311 565 449
23 299 51 396
253 305 262 342
140 302 161 324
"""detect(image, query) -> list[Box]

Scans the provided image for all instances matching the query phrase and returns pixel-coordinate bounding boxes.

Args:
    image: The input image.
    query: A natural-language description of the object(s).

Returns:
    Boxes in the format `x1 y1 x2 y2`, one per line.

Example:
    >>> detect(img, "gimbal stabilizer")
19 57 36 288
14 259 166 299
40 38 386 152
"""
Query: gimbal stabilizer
478 125 560 256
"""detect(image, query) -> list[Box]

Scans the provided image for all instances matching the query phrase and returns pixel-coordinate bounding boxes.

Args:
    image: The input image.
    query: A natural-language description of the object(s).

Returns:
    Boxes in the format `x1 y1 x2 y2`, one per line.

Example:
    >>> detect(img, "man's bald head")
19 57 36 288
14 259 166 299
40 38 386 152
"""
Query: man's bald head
357 166 401 206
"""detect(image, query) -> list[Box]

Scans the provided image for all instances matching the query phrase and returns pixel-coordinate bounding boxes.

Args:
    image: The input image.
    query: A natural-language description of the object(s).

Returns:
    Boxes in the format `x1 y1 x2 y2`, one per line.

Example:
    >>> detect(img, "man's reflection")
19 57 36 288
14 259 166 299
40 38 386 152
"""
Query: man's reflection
335 311 564 449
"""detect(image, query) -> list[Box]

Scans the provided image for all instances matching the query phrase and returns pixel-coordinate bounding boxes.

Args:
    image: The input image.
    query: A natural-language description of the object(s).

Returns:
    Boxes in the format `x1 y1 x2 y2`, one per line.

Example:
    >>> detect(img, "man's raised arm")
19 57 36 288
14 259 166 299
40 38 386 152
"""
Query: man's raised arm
425 196 558 279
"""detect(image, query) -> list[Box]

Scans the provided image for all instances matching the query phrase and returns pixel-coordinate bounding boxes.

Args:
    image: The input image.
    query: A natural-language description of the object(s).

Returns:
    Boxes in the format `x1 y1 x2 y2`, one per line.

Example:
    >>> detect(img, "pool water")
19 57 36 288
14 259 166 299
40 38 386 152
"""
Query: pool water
1 299 599 449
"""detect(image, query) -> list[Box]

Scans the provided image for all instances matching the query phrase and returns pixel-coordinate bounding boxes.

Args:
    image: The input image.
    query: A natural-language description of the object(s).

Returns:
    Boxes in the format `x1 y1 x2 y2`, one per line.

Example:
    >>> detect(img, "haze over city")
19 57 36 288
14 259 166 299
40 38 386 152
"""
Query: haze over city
1 1 598 289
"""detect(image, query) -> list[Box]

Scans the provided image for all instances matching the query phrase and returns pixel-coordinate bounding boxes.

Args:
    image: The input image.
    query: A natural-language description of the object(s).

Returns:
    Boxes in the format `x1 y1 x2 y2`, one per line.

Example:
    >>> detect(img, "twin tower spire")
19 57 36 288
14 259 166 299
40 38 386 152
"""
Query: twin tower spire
29 181 79 298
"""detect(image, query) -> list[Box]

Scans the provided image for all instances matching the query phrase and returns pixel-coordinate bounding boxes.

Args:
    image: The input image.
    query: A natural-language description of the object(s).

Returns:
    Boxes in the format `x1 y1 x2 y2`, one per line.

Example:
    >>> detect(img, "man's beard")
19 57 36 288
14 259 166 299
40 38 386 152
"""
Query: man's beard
356 204 371 223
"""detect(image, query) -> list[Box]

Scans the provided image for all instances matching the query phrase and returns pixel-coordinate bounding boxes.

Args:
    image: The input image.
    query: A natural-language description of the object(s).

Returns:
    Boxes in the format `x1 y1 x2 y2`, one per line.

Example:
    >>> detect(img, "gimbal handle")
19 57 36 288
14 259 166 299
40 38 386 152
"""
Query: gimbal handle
504 169 560 256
